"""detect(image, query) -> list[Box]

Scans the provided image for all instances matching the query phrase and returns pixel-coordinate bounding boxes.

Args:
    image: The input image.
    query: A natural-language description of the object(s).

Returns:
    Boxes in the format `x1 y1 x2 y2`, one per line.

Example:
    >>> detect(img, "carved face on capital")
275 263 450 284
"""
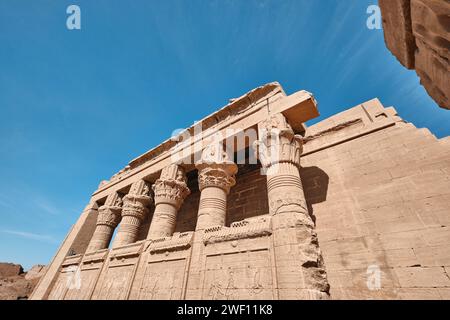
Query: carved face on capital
114 197 123 207
142 183 150 196
104 192 123 207
175 168 185 183
201 143 228 164
160 164 187 183
260 113 295 142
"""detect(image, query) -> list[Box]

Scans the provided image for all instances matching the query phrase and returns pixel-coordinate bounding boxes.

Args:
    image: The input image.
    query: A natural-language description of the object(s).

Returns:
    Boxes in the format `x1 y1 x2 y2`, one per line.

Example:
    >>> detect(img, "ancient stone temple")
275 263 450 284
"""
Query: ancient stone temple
31 83 450 300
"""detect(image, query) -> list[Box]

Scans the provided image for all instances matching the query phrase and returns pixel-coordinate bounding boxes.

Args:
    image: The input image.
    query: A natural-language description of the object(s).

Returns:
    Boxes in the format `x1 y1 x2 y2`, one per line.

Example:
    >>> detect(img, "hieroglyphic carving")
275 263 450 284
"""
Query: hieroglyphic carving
208 269 238 300
136 259 186 300
47 272 69 300
64 250 109 300
203 250 274 300
250 269 264 296
96 266 134 300
130 232 192 299
146 232 193 253
203 216 272 244
91 243 143 300
48 255 83 300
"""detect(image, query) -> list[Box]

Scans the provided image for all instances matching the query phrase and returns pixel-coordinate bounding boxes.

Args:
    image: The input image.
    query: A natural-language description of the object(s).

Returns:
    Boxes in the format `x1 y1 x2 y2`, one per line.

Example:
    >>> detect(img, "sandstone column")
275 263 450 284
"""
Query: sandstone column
254 113 330 299
147 164 190 239
87 193 123 253
195 143 238 230
112 180 152 248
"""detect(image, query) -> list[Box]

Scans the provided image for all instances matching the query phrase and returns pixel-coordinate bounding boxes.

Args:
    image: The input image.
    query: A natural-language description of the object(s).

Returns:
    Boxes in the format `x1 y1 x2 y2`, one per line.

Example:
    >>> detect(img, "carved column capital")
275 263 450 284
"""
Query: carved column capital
87 192 123 252
122 180 152 220
253 113 303 168
196 144 238 194
153 164 190 210
96 206 122 227
96 193 123 227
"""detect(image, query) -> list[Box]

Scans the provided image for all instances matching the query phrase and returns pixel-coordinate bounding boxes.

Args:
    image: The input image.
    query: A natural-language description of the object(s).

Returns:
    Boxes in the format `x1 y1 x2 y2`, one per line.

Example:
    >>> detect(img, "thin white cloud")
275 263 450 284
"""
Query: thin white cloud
34 198 60 216
1 229 58 243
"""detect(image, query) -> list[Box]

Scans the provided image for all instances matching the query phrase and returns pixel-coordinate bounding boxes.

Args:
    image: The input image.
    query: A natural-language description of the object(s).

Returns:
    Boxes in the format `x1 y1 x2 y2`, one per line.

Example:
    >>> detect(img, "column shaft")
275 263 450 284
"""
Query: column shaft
197 186 227 229
88 224 115 251
148 203 177 238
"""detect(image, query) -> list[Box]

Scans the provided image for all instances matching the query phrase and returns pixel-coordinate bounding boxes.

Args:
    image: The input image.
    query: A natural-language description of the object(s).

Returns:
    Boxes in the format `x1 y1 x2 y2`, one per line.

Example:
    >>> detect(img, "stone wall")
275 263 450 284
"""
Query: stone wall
301 100 450 299
379 0 449 109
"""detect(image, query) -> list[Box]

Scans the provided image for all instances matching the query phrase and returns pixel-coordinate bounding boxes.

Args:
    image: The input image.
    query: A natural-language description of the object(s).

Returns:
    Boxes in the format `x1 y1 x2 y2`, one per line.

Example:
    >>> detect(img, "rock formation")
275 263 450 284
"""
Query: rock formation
0 263 46 300
379 0 449 109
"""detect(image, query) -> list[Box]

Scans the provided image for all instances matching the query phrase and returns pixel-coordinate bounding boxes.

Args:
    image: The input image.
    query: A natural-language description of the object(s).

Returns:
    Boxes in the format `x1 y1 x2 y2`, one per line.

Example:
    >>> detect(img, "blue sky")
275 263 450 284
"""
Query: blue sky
1 0 449 270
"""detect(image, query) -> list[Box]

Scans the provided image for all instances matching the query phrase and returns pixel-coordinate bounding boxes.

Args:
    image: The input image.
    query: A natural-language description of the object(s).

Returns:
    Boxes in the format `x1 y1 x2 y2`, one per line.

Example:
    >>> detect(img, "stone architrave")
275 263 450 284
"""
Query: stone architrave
195 143 238 230
86 193 123 253
254 113 330 299
112 180 152 248
147 165 190 239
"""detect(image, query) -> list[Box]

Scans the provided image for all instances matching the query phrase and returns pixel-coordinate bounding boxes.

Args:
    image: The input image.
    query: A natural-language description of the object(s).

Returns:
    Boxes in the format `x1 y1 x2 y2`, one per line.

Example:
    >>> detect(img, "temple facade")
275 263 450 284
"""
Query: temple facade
31 83 450 300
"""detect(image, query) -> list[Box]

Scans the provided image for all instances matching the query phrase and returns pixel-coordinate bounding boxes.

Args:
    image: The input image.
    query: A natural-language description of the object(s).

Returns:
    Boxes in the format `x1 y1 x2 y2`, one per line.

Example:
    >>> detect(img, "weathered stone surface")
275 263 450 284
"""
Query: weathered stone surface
379 0 450 109
0 264 45 300
379 0 416 69
24 265 46 281
0 263 23 278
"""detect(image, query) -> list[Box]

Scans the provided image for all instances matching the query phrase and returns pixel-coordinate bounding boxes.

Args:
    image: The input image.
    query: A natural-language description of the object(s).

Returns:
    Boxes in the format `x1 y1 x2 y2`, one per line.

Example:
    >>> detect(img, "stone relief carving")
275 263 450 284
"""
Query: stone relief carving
203 216 272 244
204 250 273 300
196 143 238 194
253 113 303 168
138 259 185 300
95 266 134 300
153 164 190 209
146 232 193 253
96 193 123 228
47 273 69 300
250 269 264 296
208 269 238 300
